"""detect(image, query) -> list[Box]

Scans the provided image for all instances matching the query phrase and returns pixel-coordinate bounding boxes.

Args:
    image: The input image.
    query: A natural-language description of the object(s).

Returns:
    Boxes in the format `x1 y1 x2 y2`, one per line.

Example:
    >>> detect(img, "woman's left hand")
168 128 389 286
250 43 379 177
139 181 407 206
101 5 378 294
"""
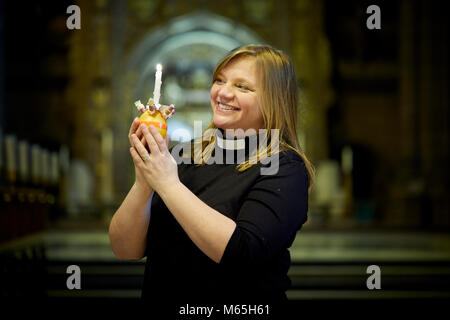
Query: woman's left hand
129 124 179 193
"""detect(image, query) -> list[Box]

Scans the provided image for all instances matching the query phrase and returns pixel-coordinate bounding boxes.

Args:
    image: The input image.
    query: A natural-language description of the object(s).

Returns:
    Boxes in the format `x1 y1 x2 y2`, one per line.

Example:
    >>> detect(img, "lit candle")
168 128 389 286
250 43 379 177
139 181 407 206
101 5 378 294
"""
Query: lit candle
153 64 162 109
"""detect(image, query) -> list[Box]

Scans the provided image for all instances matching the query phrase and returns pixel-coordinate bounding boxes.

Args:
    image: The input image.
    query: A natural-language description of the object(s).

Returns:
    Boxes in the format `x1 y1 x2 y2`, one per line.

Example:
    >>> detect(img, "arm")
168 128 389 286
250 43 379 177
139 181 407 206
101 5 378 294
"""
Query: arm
109 118 156 260
158 182 236 264
130 125 308 266
129 124 236 263
109 183 153 260
158 155 308 266
220 157 309 268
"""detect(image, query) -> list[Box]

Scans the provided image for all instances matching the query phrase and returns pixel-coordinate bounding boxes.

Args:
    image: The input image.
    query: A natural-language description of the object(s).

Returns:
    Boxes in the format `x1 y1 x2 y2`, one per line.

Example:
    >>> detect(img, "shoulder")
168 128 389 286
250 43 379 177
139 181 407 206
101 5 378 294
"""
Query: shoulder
259 148 307 177
278 148 305 165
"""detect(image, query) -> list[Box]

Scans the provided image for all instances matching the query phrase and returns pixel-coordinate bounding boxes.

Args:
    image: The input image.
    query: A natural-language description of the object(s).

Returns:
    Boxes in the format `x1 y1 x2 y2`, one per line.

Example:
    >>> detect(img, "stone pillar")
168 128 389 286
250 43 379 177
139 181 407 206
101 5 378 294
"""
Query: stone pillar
0 0 4 128
67 0 113 213
290 0 334 164
417 1 449 226
399 0 417 168
111 0 133 199
387 0 423 226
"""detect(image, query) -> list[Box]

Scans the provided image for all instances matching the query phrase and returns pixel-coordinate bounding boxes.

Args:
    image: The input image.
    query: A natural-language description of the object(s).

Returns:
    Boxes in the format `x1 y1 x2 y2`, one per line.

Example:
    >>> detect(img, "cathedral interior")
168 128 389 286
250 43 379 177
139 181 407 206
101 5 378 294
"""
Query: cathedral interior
0 0 449 314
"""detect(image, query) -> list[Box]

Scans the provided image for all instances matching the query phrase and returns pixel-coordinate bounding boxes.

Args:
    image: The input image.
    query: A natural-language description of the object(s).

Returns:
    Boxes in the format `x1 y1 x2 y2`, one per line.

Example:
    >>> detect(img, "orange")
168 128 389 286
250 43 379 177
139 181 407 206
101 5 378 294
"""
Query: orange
138 110 168 138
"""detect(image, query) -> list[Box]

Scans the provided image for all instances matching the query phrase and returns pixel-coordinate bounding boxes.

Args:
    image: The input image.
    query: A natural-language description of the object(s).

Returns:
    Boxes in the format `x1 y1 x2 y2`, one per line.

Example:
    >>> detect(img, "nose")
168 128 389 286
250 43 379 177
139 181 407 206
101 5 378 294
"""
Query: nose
217 82 234 101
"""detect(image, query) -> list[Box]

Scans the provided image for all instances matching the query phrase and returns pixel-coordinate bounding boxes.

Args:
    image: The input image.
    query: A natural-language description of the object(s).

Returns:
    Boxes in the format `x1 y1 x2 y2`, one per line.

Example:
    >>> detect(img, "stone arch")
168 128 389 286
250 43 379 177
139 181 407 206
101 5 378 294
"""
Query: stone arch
125 10 264 80
125 10 264 104
115 11 264 193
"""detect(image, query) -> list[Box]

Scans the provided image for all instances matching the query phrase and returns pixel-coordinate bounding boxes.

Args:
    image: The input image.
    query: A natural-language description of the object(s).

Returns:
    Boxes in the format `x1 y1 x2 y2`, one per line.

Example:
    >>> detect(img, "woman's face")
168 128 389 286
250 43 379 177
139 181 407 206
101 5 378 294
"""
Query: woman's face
210 57 264 137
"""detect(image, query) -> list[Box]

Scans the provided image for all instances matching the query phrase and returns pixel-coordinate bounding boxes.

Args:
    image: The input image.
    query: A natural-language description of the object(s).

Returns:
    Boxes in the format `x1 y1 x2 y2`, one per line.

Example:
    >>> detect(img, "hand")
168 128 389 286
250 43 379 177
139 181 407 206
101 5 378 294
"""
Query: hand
129 117 148 150
128 118 151 192
129 124 179 194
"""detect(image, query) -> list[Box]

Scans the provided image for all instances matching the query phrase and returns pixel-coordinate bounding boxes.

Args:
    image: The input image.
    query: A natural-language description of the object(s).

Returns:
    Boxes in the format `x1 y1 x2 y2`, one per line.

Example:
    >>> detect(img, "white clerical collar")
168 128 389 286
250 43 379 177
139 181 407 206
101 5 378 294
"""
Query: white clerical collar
216 134 246 150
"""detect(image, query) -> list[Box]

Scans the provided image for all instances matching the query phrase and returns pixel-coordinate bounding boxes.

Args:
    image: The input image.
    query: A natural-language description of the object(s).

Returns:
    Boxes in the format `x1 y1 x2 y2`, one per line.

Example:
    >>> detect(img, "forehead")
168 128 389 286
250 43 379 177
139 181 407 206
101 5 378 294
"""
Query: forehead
219 57 257 79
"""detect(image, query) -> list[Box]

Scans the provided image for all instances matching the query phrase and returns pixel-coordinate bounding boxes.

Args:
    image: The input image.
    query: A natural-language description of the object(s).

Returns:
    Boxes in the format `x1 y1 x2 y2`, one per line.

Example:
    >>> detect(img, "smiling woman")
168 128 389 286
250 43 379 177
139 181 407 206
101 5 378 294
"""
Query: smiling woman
210 57 264 134
108 44 314 312
195 45 315 179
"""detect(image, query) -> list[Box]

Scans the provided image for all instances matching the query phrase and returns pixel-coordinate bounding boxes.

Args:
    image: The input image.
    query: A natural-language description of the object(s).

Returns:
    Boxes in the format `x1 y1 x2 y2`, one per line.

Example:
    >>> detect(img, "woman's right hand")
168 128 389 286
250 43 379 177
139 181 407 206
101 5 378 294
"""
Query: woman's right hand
129 117 152 193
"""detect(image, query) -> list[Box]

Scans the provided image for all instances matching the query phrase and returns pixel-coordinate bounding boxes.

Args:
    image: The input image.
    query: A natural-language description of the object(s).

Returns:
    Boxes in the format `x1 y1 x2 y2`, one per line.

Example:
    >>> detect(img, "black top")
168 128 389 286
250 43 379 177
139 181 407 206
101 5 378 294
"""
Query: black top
142 130 309 305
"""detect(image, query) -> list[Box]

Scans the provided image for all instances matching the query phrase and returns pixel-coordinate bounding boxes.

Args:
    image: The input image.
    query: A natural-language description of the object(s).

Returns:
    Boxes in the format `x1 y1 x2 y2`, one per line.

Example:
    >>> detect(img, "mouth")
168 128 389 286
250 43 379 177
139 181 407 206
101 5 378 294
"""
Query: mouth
216 102 240 112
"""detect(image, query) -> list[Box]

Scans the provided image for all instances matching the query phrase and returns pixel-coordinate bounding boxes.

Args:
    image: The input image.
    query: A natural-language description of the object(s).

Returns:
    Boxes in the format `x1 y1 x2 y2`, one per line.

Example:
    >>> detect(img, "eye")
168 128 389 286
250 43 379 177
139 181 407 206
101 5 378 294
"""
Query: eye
236 84 250 90
213 78 224 84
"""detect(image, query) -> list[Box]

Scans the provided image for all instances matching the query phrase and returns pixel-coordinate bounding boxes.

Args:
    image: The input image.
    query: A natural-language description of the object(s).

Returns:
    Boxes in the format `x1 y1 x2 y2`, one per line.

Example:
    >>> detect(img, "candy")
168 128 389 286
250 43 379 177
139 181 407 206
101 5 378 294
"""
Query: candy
135 90 175 138
160 104 175 119
137 99 175 138
134 100 147 114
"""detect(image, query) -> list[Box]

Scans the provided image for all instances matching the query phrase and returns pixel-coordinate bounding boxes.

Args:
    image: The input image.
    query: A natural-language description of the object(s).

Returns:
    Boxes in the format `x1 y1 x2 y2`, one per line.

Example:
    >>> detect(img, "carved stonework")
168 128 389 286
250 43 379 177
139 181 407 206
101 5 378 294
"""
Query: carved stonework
67 1 335 212
67 0 114 207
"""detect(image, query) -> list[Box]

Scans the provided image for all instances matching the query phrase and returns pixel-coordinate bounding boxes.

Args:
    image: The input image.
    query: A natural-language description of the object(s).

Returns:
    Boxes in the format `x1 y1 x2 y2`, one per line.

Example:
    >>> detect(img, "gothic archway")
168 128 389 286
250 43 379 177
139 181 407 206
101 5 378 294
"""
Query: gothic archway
114 11 264 195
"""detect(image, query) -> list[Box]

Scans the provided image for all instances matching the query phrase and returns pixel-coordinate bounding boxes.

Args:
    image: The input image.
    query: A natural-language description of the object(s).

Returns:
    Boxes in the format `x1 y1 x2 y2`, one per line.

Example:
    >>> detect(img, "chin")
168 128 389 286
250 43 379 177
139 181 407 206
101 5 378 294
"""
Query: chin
213 122 227 130
213 116 228 129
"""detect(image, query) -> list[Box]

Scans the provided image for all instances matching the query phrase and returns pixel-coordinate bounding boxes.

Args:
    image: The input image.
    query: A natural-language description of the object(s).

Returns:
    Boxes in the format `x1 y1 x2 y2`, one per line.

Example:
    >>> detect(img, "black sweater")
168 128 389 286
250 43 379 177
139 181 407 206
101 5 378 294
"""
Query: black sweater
141 133 309 305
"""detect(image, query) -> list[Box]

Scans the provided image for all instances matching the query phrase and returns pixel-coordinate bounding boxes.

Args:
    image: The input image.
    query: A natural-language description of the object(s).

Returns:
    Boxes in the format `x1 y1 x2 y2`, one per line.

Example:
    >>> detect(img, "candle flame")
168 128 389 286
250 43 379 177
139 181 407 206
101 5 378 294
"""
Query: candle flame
156 64 162 71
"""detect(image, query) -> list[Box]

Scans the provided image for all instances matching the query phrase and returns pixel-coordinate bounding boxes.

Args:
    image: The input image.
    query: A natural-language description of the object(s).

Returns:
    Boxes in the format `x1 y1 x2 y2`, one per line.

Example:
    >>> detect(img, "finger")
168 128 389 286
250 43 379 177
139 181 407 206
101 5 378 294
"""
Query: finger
135 124 147 147
137 124 149 149
130 147 149 172
165 134 169 148
136 126 146 147
129 147 144 167
135 125 142 138
131 133 151 161
128 118 140 144
148 125 166 153
129 117 139 136
142 125 160 155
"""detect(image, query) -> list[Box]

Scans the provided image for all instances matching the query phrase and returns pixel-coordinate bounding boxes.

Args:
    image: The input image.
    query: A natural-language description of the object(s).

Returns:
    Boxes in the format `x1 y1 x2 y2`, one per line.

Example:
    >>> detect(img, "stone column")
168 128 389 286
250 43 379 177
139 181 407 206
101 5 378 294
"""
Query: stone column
417 1 449 226
290 0 334 164
399 0 417 168
67 0 113 213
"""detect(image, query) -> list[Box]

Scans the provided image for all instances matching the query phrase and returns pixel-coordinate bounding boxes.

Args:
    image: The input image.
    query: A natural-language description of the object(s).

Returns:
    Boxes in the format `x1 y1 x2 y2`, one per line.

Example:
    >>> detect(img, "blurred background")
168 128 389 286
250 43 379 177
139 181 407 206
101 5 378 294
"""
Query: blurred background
0 0 448 311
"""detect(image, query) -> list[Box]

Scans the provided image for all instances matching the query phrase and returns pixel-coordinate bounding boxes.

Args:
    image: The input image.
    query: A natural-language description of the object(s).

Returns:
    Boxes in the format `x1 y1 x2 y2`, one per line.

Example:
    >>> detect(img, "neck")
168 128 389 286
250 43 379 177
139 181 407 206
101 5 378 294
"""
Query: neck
218 127 260 139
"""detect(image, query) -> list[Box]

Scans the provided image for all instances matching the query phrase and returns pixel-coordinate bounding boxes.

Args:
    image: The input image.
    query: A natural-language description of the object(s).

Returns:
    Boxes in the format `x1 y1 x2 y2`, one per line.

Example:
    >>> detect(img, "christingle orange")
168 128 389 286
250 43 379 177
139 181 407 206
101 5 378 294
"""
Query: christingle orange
134 98 175 138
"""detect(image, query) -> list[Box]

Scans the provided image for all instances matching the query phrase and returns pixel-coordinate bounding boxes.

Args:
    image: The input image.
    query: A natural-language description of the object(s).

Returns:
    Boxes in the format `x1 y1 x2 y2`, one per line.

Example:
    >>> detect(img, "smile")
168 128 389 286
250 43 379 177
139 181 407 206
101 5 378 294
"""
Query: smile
216 102 240 112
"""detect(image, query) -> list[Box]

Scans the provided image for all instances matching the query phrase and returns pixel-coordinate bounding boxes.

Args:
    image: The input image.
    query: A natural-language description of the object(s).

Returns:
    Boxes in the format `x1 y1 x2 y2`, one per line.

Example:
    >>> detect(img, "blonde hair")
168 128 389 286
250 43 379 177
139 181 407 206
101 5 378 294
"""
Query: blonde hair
192 44 315 192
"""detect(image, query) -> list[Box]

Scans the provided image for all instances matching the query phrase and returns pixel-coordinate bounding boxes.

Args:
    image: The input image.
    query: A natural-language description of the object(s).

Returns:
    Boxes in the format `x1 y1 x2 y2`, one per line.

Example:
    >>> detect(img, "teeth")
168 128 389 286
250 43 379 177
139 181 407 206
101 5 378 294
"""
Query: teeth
218 103 236 110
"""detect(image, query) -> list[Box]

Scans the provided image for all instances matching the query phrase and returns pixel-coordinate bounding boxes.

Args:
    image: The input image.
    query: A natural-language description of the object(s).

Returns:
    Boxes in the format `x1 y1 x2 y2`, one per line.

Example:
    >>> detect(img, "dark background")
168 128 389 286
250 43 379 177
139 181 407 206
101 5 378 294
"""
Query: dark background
0 0 448 314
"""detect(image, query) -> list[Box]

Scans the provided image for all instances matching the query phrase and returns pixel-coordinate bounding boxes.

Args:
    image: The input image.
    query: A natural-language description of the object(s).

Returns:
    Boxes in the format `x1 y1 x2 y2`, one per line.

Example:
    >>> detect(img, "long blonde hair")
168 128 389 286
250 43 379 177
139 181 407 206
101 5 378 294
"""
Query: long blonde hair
192 44 315 192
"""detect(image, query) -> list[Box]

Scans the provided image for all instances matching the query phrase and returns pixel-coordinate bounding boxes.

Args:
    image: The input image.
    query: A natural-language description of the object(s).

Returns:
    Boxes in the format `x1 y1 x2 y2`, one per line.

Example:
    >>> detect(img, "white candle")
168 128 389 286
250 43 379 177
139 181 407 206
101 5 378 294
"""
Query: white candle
153 64 162 109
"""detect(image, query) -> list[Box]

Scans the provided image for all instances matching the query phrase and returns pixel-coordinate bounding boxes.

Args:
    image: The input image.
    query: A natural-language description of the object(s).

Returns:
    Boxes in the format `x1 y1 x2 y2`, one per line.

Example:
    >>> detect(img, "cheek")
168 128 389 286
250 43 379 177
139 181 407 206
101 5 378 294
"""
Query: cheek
210 90 216 110
210 86 218 100
245 98 260 117
250 102 264 126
